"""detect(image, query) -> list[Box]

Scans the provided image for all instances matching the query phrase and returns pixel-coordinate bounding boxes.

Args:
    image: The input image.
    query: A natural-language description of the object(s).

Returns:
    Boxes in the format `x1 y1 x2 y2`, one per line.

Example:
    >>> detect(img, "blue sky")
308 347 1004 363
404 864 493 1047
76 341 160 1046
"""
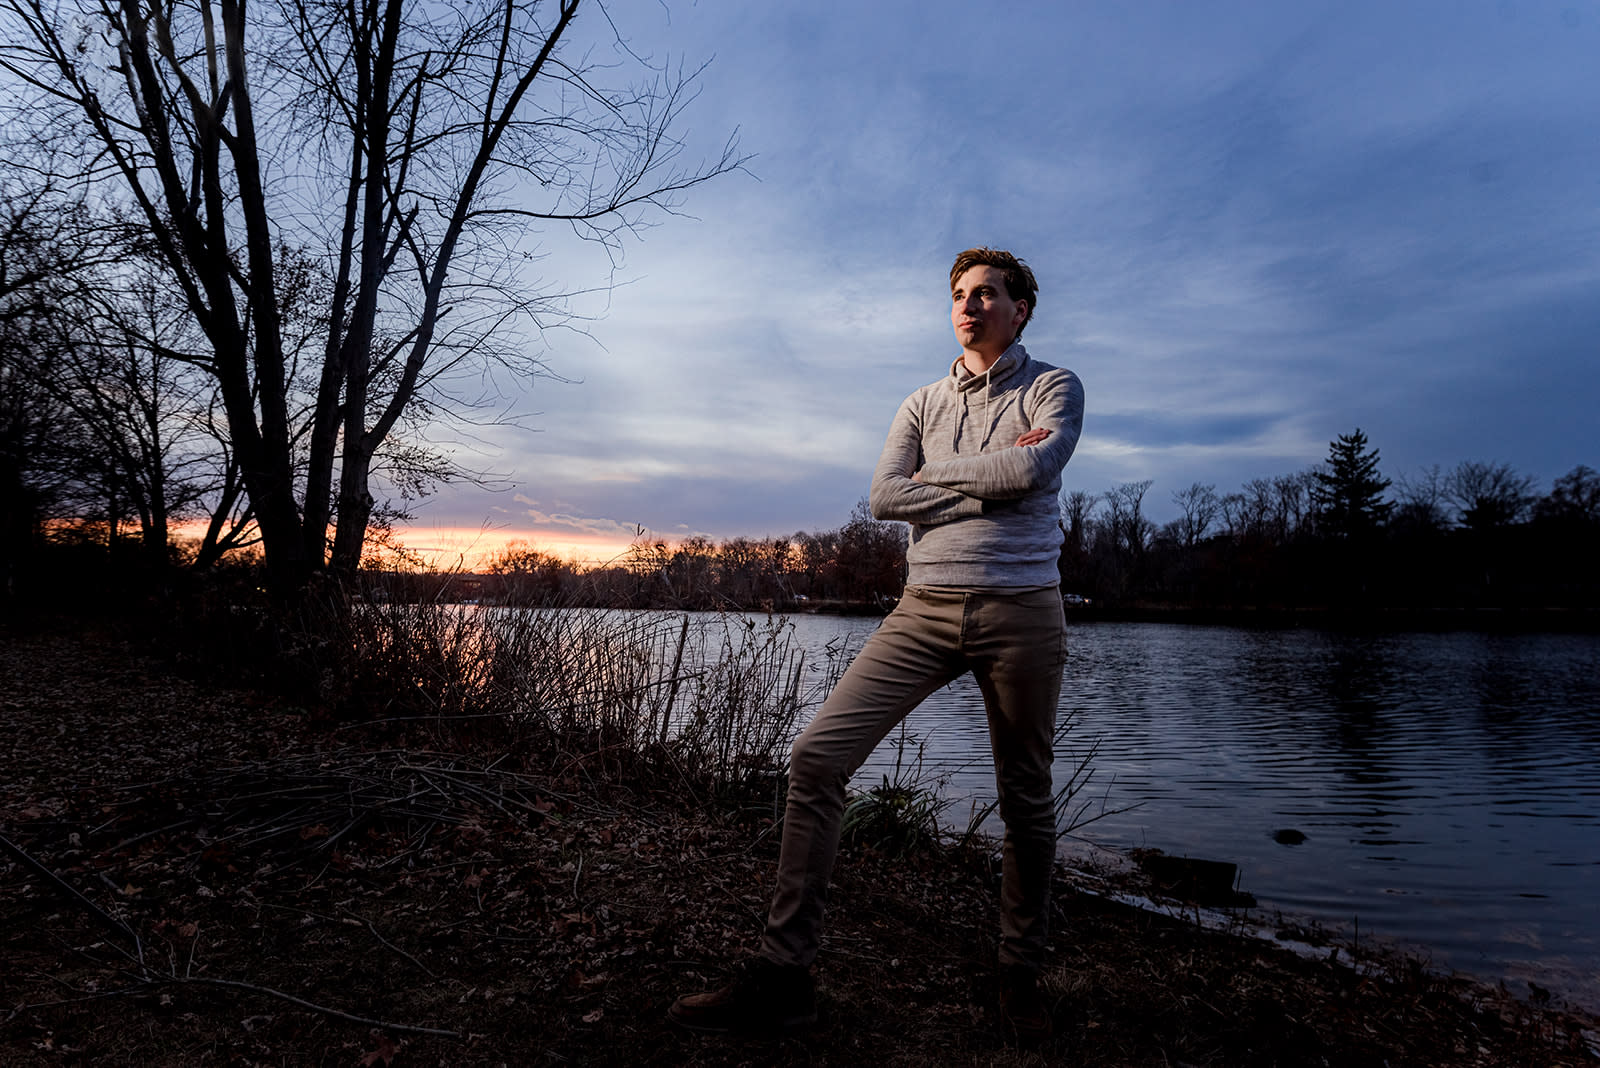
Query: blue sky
403 1 1600 564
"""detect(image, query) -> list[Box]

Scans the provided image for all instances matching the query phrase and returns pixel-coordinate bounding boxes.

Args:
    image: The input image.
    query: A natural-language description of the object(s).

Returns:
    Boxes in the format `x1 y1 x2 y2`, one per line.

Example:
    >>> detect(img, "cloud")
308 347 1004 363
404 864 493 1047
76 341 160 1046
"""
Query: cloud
1092 412 1285 451
508 498 643 541
397 1 1600 536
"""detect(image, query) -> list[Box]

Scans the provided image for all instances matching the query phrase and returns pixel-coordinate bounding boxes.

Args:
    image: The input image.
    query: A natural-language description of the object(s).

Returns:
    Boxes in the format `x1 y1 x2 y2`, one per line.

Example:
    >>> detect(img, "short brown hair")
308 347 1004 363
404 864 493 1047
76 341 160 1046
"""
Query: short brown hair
949 247 1038 337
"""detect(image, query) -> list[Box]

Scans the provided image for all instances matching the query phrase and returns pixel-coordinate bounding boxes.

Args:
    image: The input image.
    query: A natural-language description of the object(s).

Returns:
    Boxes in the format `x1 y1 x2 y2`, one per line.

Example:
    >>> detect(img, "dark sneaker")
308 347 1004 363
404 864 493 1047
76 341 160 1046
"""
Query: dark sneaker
999 965 1053 1047
669 957 817 1035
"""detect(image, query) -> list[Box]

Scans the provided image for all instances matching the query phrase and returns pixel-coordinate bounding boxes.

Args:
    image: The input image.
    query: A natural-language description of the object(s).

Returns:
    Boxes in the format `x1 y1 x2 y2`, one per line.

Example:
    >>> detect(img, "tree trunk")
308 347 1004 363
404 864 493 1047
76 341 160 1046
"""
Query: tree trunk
330 440 375 575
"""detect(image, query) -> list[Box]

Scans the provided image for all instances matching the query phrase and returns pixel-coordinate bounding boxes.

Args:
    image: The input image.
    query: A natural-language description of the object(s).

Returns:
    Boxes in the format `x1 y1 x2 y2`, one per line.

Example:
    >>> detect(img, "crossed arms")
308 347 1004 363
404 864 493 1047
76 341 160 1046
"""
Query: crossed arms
868 370 1084 526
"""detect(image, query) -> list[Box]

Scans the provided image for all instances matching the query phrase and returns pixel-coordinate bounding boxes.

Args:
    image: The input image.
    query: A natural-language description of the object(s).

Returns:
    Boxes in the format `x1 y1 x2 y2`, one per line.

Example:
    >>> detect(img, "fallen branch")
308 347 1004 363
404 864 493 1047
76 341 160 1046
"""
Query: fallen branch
6 974 462 1040
346 911 440 980
168 976 461 1039
3 985 151 1025
0 832 145 970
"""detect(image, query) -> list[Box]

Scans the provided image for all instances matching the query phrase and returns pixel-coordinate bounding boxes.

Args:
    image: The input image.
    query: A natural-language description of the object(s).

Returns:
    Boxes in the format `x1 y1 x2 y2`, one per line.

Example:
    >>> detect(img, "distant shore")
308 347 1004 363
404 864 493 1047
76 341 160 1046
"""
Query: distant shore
1065 603 1600 633
446 592 1600 634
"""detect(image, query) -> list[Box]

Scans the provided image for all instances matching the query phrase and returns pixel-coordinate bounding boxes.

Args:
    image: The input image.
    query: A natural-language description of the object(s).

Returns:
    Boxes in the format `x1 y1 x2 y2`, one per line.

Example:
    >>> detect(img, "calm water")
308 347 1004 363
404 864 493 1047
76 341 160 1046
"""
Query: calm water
761 613 1600 1010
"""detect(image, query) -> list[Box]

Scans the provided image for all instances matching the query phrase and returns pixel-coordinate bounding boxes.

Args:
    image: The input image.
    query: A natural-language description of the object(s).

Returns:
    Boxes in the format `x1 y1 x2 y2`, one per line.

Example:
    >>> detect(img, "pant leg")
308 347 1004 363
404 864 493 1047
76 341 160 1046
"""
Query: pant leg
967 587 1066 971
760 589 964 967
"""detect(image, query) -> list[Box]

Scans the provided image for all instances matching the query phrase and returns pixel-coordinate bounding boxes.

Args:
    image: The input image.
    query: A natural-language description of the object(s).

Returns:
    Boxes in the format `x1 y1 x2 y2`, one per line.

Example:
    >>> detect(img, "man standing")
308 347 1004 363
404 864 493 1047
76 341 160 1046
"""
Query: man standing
670 248 1085 1044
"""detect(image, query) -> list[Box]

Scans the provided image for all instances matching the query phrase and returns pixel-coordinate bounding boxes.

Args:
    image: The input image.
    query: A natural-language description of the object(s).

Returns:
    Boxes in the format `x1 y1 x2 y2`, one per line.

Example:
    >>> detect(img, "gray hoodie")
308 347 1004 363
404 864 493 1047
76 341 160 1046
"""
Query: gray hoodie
869 342 1084 588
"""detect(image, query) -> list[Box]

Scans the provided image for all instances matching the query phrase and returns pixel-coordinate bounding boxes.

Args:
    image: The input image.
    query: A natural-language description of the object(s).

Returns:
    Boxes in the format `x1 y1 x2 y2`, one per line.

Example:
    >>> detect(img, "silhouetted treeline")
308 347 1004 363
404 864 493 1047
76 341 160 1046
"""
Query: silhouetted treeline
13 418 1597 626
1061 432 1599 621
438 428 1600 621
363 499 909 613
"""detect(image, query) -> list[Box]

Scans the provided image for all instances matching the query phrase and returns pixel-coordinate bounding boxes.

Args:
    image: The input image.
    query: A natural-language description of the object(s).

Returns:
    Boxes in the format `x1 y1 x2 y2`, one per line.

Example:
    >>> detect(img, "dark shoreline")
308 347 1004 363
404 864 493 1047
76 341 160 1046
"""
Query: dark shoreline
1063 604 1600 633
778 599 1600 634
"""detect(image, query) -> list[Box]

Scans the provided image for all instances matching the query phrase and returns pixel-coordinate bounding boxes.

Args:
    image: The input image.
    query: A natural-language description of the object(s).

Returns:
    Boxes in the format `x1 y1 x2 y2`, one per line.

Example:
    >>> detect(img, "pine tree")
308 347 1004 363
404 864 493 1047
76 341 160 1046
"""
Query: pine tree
1313 428 1391 539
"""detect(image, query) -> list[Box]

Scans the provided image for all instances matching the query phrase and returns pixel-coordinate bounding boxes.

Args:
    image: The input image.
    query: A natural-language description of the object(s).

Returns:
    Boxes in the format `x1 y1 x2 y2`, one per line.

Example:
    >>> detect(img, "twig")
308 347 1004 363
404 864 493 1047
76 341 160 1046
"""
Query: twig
0 832 145 970
344 911 439 979
111 819 199 852
705 873 765 926
660 615 690 746
170 976 461 1037
743 817 783 853
317 813 369 854
415 769 513 820
4 985 150 1024
11 972 463 1040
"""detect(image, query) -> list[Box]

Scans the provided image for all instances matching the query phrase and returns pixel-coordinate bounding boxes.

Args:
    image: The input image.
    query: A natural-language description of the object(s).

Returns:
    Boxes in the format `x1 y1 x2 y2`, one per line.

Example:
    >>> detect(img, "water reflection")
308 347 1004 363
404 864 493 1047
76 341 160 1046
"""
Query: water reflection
763 614 1600 1010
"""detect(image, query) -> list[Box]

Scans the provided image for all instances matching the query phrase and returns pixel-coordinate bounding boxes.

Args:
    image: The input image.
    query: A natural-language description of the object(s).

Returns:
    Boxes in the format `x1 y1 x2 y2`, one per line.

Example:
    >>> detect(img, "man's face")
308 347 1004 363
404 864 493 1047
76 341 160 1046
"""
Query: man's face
951 264 1027 356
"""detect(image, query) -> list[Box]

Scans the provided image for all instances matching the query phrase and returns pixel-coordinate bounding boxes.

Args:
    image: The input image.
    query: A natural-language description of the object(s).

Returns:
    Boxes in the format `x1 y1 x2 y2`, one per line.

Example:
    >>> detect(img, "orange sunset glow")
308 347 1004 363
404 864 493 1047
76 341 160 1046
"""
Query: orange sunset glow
391 525 640 572
163 519 641 573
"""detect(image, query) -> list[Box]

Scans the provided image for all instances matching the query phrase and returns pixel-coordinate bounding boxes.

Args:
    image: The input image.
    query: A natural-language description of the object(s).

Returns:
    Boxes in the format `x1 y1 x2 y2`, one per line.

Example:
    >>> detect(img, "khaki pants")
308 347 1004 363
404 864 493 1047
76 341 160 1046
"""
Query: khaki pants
760 585 1066 971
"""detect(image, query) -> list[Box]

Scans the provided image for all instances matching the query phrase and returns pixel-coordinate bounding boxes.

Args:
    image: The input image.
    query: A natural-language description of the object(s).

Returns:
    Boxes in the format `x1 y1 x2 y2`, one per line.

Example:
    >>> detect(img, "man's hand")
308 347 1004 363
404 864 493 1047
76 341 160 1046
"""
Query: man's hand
915 428 1048 481
1014 428 1051 447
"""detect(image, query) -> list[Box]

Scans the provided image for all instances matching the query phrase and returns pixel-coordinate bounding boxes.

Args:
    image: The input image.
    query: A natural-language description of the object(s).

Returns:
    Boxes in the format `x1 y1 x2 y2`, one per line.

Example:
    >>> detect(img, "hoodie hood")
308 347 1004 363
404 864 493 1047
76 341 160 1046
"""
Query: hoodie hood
947 341 1030 451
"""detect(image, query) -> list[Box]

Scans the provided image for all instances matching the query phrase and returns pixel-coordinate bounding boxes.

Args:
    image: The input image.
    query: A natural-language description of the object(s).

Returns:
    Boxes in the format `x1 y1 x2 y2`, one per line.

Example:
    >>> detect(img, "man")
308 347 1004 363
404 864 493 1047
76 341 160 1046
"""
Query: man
670 248 1085 1044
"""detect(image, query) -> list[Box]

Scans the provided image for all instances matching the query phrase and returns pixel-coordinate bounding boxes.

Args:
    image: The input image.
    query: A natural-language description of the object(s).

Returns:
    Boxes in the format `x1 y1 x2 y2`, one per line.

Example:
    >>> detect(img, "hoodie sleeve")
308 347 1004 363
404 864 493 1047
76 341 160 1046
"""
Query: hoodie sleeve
912 369 1084 500
869 394 987 526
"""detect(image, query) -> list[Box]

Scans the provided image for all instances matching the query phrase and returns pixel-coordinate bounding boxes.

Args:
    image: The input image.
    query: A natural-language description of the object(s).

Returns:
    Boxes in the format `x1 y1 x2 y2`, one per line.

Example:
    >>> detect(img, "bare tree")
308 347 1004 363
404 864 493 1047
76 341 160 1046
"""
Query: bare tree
1217 491 1247 541
1443 460 1538 531
717 536 761 606
3 0 742 597
1169 481 1219 549
486 537 572 604
0 170 122 587
1240 477 1275 540
36 259 245 565
1270 471 1315 542
0 297 82 587
671 535 717 608
1102 479 1154 558
793 528 839 600
1057 488 1096 556
760 535 794 604
1393 464 1448 535
1534 464 1600 526
835 497 907 604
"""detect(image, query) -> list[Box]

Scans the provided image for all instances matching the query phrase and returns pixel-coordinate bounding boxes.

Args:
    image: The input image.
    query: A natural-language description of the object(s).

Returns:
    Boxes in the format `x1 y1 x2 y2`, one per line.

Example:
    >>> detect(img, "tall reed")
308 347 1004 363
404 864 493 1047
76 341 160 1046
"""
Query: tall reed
330 597 838 798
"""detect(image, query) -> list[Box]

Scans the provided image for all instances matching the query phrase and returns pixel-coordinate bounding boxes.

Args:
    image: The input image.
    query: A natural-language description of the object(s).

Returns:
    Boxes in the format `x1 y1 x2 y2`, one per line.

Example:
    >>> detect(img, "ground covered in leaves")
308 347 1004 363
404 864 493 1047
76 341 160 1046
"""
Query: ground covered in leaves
3 621 1598 1066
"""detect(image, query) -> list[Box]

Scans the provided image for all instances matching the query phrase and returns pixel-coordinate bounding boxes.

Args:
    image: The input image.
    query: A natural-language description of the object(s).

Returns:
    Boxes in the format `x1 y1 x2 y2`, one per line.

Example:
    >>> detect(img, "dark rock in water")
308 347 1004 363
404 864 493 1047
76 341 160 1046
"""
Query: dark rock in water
1272 828 1308 846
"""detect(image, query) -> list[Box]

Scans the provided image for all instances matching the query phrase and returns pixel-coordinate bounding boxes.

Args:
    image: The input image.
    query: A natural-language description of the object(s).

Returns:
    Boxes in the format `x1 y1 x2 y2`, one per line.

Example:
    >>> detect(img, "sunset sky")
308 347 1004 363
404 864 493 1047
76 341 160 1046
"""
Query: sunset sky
397 2 1600 569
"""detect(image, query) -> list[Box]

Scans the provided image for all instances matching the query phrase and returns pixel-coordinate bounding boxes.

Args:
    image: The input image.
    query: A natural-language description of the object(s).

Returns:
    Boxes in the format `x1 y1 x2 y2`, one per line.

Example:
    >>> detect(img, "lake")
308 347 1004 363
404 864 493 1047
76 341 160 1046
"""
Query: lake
757 612 1600 1012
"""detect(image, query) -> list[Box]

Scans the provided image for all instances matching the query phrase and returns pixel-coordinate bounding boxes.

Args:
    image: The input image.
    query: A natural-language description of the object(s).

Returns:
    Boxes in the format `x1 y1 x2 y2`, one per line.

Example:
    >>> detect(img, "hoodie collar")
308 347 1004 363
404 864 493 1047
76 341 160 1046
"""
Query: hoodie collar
949 340 1028 393
946 341 1028 452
